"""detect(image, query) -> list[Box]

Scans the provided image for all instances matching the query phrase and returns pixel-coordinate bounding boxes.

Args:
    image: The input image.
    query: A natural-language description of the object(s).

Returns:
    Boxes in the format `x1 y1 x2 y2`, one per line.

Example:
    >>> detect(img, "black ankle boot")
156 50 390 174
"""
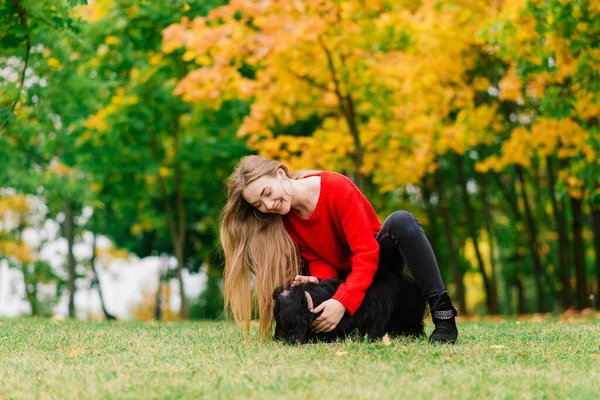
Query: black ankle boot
428 292 458 344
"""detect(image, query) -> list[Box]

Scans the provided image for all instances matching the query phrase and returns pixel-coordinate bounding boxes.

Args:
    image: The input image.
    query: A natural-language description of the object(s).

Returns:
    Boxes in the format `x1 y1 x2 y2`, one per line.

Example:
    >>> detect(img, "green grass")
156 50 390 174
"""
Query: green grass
1 318 599 399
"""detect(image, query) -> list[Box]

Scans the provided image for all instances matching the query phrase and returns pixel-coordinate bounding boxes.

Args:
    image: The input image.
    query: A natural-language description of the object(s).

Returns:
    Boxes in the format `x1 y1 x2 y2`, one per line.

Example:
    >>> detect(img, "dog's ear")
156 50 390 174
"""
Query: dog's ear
272 286 286 300
287 323 309 345
273 322 287 342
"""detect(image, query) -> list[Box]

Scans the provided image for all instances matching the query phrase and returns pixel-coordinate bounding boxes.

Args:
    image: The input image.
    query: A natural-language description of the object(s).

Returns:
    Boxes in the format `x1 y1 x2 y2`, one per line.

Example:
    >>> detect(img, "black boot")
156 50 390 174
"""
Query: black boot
428 292 458 344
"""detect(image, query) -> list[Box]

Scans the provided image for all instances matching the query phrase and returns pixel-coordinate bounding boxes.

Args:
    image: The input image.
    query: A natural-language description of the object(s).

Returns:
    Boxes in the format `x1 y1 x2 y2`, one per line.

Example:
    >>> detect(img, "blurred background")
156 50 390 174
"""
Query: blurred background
0 0 598 321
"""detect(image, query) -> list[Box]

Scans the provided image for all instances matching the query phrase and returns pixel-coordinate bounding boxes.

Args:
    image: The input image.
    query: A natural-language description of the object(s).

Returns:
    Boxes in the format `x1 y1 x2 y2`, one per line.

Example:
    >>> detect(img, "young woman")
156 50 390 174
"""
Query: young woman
220 155 458 343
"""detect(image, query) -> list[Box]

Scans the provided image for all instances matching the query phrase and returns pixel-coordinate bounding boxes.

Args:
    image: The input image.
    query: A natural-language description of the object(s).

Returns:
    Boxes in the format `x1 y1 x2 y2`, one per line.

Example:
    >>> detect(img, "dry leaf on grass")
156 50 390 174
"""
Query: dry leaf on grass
382 334 391 346
69 348 84 358
335 351 348 356
490 345 507 349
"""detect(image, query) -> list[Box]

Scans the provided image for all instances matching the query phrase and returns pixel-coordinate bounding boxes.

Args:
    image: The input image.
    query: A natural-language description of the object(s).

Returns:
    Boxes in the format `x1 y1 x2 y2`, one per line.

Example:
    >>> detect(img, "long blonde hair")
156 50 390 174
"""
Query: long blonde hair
219 155 302 338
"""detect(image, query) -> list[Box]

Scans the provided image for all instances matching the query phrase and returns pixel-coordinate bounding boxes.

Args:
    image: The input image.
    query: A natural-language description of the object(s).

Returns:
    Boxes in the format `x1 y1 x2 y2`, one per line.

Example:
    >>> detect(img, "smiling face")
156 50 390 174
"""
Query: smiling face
242 168 293 215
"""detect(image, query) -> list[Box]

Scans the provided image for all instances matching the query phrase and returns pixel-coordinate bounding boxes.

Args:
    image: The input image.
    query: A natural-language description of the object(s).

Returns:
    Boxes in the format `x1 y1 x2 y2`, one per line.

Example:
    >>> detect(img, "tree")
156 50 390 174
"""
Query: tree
74 0 247 318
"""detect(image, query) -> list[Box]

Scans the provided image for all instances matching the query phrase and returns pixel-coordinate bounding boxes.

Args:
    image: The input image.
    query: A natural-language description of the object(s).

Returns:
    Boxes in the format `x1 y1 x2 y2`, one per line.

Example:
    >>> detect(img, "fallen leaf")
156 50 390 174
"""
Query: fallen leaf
382 334 391 346
335 351 348 356
490 345 507 349
69 348 84 358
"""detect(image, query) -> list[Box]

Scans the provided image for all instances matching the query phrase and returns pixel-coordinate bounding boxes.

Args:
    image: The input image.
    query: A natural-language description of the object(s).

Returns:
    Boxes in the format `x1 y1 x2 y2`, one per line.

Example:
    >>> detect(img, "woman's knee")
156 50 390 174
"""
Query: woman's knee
384 210 421 238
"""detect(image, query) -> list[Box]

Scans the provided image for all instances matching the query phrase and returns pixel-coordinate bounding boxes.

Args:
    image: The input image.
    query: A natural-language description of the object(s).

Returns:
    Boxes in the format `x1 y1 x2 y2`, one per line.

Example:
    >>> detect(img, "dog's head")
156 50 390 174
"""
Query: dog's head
272 285 316 344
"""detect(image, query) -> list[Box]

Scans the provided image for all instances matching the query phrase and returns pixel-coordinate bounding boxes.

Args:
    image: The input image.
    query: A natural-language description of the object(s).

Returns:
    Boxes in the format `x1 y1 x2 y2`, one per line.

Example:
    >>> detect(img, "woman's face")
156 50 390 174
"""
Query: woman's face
242 169 292 215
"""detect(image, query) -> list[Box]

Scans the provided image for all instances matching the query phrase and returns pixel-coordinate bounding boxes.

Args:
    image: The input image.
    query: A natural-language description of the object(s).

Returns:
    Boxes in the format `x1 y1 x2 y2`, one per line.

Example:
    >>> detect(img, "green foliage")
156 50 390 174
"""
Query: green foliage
189 267 224 320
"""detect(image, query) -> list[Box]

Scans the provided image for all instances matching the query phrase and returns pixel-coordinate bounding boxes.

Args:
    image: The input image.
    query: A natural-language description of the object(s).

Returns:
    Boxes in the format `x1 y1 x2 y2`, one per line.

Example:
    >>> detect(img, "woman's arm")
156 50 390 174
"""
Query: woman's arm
330 180 380 315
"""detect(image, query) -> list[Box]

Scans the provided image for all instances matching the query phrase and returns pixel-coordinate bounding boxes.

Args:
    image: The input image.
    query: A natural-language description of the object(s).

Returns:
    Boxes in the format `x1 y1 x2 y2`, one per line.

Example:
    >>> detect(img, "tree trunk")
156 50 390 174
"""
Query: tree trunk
455 154 495 313
344 94 365 191
592 206 600 310
154 256 167 321
22 265 39 316
64 202 77 319
515 166 546 313
173 120 189 320
546 155 572 308
570 196 588 309
493 172 528 313
90 231 115 320
434 168 467 313
477 171 500 314
318 36 364 190
16 219 39 316
515 271 525 314
149 123 189 319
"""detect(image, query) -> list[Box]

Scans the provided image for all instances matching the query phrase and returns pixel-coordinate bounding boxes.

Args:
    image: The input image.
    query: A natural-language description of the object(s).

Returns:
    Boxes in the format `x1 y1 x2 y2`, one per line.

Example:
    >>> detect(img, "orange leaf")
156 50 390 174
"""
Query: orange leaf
382 333 391 346
69 348 84 358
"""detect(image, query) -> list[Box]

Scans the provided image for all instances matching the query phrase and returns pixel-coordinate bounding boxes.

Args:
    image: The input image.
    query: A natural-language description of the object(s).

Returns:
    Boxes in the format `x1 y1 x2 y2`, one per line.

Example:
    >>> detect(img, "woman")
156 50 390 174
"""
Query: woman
220 155 458 344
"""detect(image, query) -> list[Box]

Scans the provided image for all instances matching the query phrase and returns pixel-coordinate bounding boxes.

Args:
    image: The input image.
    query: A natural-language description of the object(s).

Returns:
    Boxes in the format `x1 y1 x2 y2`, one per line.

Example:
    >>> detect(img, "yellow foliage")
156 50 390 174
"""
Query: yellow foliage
125 5 139 17
96 245 129 262
47 57 62 69
129 67 140 80
83 111 109 132
149 53 163 65
76 0 112 22
0 240 33 263
163 0 596 189
478 118 595 173
498 64 522 102
91 182 103 193
462 271 486 314
112 95 139 106
158 166 169 177
52 163 73 177
130 281 179 321
573 91 600 121
0 195 29 214
84 94 139 133
473 77 490 91
525 71 550 99
104 36 119 45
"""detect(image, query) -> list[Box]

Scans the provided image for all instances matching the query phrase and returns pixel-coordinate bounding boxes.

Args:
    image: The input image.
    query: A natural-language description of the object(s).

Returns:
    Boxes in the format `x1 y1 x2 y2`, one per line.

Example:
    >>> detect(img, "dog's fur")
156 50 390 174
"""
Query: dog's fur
273 264 426 344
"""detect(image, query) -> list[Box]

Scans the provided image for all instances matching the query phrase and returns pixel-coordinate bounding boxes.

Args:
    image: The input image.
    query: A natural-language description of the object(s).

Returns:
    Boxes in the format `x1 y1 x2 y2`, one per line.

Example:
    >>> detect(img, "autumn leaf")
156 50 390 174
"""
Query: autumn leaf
382 333 391 346
69 348 84 358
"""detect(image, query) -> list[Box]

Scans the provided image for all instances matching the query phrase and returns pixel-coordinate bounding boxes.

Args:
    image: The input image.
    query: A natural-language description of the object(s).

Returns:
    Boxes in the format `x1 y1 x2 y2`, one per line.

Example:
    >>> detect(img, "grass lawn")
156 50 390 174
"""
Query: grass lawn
1 317 599 399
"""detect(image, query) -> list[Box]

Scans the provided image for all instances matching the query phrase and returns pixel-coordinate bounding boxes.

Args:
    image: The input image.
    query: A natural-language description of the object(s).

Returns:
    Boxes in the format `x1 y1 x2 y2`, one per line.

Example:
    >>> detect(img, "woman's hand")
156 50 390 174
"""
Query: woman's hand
290 275 319 287
311 299 346 333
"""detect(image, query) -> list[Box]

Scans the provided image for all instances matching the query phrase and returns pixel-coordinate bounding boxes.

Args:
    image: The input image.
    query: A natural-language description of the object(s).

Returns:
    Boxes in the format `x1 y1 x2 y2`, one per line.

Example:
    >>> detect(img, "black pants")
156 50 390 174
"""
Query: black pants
377 210 446 300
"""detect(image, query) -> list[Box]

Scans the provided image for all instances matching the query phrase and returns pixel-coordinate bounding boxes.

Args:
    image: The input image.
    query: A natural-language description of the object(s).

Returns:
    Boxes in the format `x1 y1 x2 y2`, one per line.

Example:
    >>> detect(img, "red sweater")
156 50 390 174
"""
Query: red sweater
283 171 382 315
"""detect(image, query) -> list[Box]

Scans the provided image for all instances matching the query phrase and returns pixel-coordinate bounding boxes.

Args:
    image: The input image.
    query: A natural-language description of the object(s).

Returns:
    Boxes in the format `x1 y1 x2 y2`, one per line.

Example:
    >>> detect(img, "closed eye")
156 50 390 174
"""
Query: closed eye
252 188 272 208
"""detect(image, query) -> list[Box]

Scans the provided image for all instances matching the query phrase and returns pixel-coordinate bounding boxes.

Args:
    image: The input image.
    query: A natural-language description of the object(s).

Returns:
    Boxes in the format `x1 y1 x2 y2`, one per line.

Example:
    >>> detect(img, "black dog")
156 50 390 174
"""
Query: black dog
273 264 426 344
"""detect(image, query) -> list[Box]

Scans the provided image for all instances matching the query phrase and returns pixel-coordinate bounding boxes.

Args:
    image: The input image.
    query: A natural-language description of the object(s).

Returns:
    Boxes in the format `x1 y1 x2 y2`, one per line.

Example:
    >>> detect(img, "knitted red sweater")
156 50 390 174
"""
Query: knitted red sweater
283 171 382 315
